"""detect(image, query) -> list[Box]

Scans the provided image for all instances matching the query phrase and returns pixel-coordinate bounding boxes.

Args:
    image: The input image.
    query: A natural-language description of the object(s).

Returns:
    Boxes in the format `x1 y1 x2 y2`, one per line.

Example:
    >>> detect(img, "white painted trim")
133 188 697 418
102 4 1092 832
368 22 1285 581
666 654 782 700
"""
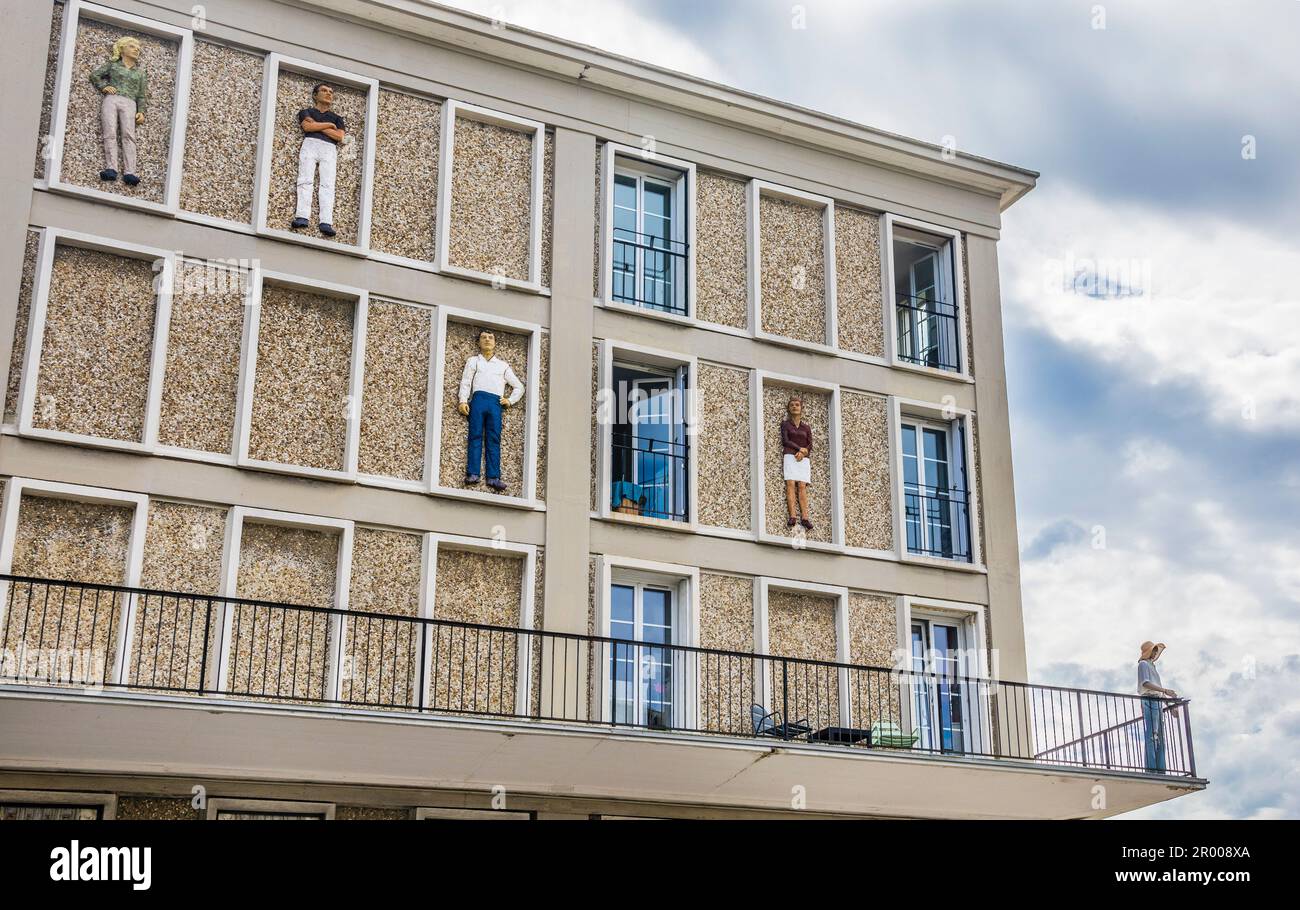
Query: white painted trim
597 142 697 320
755 576 851 723
435 100 546 291
46 1 194 217
215 507 354 701
206 797 335 820
0 789 117 819
428 306 542 508
900 594 993 753
234 269 368 483
414 806 531 820
0 477 148 687
752 370 845 550
748 179 838 350
882 212 972 381
17 229 174 456
594 554 701 729
253 53 379 255
427 532 537 717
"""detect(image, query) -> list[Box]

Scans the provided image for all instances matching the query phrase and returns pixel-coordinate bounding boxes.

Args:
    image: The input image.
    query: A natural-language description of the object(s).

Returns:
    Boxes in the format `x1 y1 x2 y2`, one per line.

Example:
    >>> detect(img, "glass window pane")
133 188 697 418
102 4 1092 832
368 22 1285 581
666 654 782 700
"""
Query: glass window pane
612 584 635 623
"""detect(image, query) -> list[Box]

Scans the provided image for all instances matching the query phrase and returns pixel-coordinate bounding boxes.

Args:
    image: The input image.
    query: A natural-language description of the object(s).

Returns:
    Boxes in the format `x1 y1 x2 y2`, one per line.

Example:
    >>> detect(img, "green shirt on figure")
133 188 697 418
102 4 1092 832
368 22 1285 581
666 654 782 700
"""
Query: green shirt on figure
89 59 149 114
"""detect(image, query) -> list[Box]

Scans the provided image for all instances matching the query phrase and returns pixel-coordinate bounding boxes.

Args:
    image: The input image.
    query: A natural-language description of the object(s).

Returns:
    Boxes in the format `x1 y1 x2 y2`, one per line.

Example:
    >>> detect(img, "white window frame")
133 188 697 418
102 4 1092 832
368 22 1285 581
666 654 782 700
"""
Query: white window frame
754 577 850 724
0 477 149 687
598 142 697 324
897 596 992 755
235 268 369 483
427 306 543 510
0 789 117 820
436 100 546 292
414 807 532 819
593 556 700 730
595 339 699 530
883 213 971 382
752 370 845 551
17 229 175 456
253 53 379 256
45 1 194 217
423 532 537 717
215 507 354 703
889 396 983 571
747 180 838 354
206 797 334 820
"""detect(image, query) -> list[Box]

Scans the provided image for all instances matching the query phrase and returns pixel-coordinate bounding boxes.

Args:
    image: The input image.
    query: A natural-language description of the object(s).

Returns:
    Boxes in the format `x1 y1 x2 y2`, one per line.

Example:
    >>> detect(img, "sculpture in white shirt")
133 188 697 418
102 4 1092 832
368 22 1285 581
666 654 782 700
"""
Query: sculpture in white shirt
457 330 525 491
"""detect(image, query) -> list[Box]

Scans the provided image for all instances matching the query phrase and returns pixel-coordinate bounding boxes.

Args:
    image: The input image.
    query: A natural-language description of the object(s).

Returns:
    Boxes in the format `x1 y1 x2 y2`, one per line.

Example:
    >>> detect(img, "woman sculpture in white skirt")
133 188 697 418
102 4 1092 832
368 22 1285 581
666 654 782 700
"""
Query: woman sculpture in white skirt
779 395 814 531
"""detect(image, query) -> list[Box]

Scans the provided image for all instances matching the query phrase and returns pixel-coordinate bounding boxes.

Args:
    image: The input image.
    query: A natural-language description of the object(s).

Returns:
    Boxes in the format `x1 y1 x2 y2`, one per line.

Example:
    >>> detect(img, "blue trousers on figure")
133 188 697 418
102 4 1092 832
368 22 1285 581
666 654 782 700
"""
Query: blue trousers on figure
1142 696 1166 772
466 390 502 479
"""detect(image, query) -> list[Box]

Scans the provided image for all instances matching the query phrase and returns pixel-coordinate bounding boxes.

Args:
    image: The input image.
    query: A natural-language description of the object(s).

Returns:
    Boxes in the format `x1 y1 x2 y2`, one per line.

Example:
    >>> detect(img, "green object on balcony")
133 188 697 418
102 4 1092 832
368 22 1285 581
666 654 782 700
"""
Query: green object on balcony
871 721 919 748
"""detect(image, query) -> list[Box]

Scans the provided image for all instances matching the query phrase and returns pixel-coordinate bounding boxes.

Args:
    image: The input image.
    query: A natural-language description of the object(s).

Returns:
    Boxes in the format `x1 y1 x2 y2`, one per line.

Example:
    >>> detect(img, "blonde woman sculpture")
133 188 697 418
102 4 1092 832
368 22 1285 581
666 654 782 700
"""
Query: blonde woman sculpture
90 36 149 186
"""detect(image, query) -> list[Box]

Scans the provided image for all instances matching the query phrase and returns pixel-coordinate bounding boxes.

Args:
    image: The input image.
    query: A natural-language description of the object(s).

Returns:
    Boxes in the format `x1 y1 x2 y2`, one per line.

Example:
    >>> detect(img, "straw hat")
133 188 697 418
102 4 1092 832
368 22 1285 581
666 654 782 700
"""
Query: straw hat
1140 641 1166 660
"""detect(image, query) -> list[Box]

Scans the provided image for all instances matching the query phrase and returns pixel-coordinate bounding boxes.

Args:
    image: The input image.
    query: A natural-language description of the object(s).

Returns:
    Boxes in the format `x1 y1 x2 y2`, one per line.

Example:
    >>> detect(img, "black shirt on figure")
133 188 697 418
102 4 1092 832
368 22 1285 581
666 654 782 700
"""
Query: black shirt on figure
297 107 345 144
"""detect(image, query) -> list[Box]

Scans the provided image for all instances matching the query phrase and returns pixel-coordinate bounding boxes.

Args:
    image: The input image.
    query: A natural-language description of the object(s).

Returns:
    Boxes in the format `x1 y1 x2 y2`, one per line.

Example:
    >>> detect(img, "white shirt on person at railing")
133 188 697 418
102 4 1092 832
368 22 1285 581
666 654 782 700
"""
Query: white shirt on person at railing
1137 658 1162 696
458 354 524 406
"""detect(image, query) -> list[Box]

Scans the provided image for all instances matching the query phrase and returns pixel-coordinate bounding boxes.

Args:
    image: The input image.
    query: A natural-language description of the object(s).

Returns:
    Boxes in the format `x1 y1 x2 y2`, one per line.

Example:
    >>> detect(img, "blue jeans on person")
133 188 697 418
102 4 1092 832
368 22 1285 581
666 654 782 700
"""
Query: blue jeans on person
466 390 502 480
1142 696 1166 772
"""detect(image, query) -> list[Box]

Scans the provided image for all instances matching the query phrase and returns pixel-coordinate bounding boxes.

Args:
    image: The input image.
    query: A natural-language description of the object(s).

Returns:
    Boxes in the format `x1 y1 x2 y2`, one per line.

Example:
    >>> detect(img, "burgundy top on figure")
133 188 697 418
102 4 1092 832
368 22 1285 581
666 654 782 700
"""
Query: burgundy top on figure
780 418 813 457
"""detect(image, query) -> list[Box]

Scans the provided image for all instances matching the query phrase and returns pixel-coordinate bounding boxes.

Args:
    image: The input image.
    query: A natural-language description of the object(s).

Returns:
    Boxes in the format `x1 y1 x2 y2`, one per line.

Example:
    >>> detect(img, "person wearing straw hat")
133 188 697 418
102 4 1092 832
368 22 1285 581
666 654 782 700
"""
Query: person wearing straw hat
1138 641 1175 772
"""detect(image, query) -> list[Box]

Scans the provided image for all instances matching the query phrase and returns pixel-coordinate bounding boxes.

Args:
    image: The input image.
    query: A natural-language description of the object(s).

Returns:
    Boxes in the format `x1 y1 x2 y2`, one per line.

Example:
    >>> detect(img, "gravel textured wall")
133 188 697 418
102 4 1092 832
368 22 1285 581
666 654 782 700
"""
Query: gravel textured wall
589 342 599 511
7 494 133 685
267 71 366 244
437 320 529 493
179 41 263 224
4 232 39 424
116 797 201 820
761 382 832 542
156 260 245 454
758 194 826 345
358 299 430 481
33 245 156 443
60 17 177 203
336 806 408 820
834 205 884 356
840 391 893 551
446 116 533 281
695 171 749 329
541 131 554 287
962 237 973 374
342 527 423 707
133 500 226 690
765 588 840 726
846 591 901 731
430 547 525 715
370 89 440 261
696 363 750 530
247 284 355 472
534 332 550 499
35 1 63 180
698 572 754 734
971 415 985 560
229 522 339 700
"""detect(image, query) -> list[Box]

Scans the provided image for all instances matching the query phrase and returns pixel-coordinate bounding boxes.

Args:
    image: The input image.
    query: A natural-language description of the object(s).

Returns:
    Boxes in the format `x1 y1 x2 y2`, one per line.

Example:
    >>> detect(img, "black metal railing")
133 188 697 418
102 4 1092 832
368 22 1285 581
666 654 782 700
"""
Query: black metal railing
904 483 973 562
612 228 689 315
0 575 1196 778
896 294 961 372
610 435 689 522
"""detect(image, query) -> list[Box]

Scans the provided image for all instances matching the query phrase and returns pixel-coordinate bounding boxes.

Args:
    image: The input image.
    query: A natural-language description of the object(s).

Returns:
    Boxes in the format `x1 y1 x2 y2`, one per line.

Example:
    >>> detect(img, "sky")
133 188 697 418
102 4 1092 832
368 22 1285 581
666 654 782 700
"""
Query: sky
438 0 1300 817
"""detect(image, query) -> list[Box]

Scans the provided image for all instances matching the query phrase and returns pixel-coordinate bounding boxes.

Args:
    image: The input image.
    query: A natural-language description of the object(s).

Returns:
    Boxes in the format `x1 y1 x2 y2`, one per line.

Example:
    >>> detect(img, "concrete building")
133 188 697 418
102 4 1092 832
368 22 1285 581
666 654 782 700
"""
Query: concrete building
0 0 1203 819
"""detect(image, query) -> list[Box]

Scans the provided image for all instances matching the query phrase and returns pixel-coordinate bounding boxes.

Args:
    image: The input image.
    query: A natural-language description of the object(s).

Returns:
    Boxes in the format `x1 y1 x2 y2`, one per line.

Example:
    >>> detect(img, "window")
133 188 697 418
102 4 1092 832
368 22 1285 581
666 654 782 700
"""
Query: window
0 804 102 820
909 616 970 754
205 798 334 819
901 418 972 561
215 810 325 820
608 361 690 522
893 227 961 372
606 155 690 317
608 579 677 729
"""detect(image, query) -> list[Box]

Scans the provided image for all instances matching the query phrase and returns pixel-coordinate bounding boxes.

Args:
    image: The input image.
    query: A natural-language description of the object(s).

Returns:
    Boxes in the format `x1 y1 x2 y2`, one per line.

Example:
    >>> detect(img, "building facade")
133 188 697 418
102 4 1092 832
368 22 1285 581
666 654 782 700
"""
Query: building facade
0 0 1202 819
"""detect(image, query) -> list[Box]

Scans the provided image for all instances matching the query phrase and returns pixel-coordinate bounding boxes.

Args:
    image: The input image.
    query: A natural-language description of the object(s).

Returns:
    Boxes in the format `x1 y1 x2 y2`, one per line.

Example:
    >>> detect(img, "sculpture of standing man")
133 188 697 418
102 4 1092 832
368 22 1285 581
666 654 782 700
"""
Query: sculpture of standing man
291 83 346 237
458 330 525 492
90 36 148 186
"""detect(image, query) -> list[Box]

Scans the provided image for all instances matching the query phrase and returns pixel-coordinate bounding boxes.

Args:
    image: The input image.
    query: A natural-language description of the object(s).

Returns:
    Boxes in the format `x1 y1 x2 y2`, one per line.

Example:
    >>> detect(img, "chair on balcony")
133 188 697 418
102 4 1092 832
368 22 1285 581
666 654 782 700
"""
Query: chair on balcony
751 704 812 741
871 721 920 748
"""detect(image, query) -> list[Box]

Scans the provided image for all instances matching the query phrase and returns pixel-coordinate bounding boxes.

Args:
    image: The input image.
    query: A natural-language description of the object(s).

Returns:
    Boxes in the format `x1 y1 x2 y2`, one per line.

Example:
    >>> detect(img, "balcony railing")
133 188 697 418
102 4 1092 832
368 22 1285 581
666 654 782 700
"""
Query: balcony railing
896 293 961 372
609 435 689 522
612 228 689 316
0 575 1196 778
904 483 973 562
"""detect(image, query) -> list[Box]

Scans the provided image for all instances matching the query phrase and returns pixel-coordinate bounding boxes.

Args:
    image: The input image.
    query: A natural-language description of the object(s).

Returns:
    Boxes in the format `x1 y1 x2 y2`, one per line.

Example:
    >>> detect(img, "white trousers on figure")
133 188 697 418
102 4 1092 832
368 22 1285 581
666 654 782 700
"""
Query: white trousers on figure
100 93 137 174
295 138 337 223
